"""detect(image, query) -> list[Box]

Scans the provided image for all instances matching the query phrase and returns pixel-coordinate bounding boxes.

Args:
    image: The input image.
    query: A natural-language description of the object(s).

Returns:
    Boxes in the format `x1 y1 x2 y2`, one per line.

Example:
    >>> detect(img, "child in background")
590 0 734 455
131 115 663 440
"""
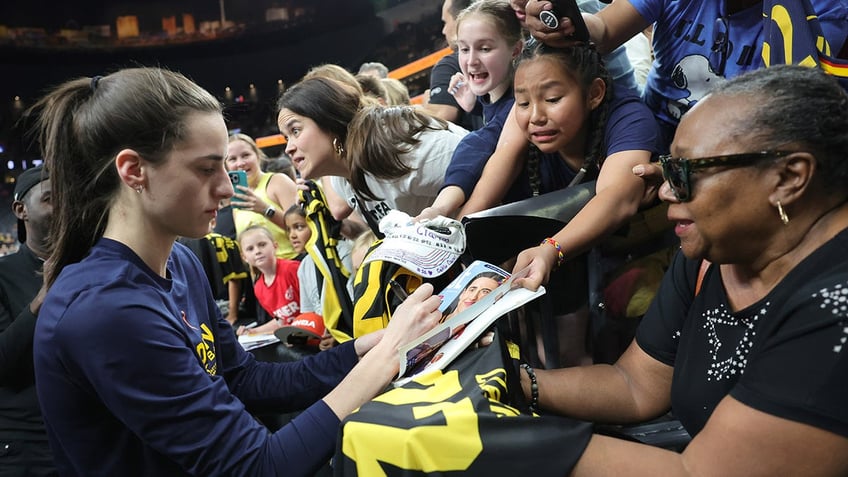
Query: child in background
419 0 524 220
284 204 311 262
286 204 356 351
237 225 301 336
462 41 660 226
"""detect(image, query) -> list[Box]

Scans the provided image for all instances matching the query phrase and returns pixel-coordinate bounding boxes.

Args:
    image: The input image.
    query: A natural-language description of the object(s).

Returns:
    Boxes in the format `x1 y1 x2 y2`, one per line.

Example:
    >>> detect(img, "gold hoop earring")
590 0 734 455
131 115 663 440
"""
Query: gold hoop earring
777 201 789 225
333 137 344 156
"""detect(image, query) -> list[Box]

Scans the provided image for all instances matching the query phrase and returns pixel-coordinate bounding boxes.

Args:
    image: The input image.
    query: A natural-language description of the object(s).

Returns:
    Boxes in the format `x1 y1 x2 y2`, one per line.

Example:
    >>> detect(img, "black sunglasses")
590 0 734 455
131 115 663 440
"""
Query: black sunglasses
659 151 792 202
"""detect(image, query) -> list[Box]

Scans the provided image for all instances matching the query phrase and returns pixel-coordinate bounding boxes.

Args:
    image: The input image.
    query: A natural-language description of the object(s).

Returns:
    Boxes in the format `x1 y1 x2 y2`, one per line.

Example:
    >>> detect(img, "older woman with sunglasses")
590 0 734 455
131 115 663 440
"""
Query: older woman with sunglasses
515 65 848 475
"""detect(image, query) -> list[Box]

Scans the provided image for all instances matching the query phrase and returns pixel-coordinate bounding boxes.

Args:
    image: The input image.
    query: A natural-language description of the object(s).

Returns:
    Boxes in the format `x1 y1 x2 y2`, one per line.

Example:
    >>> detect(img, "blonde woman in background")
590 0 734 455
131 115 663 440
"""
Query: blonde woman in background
226 133 299 259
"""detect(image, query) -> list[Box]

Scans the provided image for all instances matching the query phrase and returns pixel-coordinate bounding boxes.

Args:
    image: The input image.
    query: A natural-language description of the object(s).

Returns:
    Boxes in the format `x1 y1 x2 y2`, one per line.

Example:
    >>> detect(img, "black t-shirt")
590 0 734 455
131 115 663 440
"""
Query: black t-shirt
637 228 848 438
212 204 236 239
179 233 248 301
0 244 50 443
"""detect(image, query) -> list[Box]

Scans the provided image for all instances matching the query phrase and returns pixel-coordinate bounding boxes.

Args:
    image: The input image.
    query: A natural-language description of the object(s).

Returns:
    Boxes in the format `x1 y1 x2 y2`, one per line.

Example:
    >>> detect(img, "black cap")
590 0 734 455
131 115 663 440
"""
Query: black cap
13 165 46 243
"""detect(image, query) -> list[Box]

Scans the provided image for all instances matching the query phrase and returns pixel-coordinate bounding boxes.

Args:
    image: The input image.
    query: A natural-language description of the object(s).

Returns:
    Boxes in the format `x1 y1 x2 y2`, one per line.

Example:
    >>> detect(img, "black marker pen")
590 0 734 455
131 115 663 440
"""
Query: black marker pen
389 279 409 301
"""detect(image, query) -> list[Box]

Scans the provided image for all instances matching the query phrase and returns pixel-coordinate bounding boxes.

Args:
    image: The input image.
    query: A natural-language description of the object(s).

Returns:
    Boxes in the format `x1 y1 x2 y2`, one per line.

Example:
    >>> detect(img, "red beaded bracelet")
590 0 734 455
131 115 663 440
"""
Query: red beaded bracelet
540 237 565 269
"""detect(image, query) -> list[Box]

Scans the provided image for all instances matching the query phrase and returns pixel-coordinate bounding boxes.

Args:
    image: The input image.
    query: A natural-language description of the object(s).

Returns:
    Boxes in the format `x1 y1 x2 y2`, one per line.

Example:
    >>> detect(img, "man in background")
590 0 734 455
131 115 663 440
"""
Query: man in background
0 165 56 476
357 61 390 78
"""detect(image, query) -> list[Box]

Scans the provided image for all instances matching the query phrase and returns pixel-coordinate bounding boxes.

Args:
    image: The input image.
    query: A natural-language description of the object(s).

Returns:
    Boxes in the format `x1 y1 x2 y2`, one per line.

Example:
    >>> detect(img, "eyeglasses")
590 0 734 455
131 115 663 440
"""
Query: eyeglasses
710 16 730 76
659 151 792 202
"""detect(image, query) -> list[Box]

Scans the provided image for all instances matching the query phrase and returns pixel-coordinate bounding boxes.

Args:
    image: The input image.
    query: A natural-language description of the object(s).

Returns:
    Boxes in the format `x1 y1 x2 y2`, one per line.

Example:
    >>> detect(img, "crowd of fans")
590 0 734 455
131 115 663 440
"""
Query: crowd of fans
0 6 445 255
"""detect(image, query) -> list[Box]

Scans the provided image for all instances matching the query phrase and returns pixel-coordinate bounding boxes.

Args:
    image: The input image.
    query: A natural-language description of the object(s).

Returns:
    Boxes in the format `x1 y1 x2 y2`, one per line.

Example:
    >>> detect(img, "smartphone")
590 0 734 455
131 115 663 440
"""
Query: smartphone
228 170 248 204
541 0 590 43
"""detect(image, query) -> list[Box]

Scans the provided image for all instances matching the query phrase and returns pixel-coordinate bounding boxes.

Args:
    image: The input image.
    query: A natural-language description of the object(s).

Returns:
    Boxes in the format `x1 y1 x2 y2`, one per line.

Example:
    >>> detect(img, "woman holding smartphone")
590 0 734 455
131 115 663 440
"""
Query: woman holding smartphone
226 133 300 259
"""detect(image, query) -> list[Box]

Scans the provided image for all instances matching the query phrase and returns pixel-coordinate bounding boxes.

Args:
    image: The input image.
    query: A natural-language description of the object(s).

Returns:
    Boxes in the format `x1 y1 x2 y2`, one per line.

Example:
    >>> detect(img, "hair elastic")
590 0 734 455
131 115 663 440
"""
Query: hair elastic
90 75 103 93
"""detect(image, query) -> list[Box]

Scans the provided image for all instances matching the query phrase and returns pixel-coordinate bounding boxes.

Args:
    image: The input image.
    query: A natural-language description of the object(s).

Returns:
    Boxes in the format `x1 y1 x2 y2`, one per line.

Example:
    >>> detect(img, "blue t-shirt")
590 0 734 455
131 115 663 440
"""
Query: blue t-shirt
628 0 848 127
505 88 661 202
443 89 516 197
34 238 359 476
579 0 640 96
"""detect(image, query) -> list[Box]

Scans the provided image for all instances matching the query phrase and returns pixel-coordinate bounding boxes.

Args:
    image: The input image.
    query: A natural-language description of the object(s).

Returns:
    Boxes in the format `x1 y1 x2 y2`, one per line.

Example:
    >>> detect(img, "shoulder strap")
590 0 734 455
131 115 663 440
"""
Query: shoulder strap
694 260 711 297
352 195 385 240
258 171 272 190
314 261 324 292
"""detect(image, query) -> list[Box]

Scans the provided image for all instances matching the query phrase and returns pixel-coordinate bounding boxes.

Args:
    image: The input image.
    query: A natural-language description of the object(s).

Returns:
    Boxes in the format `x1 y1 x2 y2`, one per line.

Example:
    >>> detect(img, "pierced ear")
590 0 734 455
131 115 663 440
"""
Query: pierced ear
587 77 606 111
769 152 814 206
114 149 145 191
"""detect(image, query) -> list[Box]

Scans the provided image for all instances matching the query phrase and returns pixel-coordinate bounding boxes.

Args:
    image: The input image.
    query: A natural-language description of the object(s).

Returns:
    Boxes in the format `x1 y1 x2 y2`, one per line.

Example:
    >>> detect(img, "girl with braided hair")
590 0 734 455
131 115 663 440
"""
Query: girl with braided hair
460 41 663 366
465 40 660 263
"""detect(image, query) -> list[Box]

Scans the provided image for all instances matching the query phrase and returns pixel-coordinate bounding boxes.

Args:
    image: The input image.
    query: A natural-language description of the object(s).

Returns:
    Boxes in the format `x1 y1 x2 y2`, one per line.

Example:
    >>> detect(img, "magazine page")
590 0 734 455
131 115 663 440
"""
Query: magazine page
394 285 544 387
238 333 280 351
395 263 545 382
397 261 509 377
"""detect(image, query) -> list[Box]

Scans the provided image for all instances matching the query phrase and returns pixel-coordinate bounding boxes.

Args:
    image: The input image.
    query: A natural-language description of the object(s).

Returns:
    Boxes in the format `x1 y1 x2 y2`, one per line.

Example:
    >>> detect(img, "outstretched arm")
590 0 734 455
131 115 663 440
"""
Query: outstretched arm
416 185 467 221
528 340 672 423
572 396 848 476
323 283 442 418
525 0 649 55
457 105 529 218
513 148 651 290
526 333 848 475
